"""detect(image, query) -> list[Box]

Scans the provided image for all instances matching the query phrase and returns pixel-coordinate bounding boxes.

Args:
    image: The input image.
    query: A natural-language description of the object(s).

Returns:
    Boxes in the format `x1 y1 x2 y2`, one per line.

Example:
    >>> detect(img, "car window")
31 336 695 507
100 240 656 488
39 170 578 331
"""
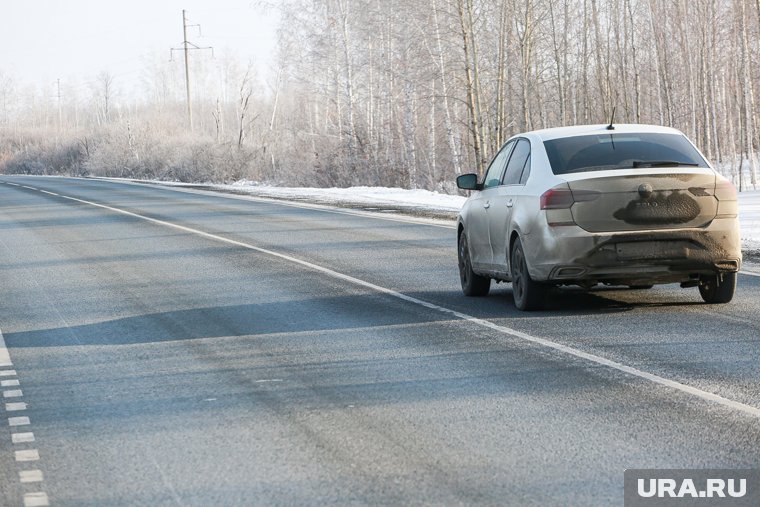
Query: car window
482 140 514 189
543 133 709 174
503 139 530 185
519 154 531 184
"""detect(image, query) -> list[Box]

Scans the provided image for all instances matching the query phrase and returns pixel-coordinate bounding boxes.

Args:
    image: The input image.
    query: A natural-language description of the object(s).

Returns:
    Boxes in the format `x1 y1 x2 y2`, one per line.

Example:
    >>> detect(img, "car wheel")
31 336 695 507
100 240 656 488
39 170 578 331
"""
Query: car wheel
458 233 490 297
510 237 546 311
698 272 737 304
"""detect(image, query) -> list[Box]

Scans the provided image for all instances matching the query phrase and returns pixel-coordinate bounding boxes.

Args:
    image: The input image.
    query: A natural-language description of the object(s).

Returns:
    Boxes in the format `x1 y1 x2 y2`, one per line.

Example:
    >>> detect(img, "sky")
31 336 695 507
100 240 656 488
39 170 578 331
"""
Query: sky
0 1 279 97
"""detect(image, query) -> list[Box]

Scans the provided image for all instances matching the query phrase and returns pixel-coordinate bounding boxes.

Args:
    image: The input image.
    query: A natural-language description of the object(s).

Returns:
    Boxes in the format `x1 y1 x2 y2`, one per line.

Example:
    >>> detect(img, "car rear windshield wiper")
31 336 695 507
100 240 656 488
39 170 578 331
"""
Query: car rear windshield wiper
631 160 700 168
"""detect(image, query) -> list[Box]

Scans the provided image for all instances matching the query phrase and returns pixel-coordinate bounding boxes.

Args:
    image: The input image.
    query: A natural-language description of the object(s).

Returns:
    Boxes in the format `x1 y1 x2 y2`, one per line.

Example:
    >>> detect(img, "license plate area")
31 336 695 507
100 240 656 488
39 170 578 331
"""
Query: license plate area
615 241 687 260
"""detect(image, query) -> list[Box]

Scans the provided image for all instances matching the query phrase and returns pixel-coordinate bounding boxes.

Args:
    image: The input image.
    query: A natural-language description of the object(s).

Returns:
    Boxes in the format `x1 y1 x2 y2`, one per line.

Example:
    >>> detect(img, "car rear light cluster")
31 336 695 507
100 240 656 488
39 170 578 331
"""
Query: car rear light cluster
714 179 737 201
541 184 601 227
540 187 575 209
714 178 738 219
540 185 600 209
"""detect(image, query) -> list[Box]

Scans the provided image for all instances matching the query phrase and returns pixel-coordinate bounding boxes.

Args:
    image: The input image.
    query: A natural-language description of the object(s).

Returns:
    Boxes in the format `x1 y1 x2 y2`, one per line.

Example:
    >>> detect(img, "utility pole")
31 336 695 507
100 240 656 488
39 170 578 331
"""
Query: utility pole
181 10 192 130
56 78 62 131
171 10 213 131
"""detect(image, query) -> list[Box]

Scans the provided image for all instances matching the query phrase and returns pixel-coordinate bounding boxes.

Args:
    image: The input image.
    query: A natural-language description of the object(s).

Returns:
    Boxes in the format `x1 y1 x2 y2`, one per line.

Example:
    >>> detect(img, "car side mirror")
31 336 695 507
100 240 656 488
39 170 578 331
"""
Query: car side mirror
456 173 481 190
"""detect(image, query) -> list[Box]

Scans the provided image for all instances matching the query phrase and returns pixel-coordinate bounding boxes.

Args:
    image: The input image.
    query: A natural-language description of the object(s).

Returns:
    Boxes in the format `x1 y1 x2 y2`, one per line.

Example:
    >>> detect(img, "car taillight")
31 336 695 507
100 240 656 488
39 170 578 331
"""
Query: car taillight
714 179 737 201
540 186 574 209
714 179 738 219
540 186 600 209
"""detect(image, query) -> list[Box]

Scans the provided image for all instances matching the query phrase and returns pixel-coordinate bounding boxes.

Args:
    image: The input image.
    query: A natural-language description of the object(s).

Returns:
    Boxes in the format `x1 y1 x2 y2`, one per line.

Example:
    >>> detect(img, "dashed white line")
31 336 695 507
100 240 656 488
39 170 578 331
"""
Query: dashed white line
741 269 760 277
23 492 49 507
39 190 59 196
0 328 49 505
19 470 44 483
12 432 35 444
0 330 11 367
8 416 30 427
20 185 37 190
15 449 39 462
22 186 756 419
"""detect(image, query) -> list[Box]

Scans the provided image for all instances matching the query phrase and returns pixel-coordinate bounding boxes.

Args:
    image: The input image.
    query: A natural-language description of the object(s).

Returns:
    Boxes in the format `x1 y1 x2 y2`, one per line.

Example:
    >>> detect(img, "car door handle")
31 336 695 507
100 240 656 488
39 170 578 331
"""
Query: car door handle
506 199 513 208
483 201 490 209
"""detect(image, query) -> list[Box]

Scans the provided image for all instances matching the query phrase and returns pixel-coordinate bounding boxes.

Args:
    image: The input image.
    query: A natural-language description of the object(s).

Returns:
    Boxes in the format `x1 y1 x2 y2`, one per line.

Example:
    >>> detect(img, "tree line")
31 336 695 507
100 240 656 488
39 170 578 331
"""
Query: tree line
1 0 759 192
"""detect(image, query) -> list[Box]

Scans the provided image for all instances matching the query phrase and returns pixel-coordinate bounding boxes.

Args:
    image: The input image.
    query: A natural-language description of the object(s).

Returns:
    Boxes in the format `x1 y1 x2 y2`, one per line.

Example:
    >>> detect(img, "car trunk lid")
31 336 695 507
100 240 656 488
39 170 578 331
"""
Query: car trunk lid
566 169 717 232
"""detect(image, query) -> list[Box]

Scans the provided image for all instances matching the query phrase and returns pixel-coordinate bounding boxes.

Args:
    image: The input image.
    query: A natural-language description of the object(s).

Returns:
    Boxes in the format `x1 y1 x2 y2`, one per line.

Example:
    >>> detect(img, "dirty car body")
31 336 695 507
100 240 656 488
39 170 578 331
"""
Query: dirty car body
456 124 741 311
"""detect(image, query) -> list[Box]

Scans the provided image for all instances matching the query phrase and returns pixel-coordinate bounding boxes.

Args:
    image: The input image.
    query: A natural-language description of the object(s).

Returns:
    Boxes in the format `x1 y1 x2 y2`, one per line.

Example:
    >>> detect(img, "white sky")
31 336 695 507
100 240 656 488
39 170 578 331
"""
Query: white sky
0 1 279 97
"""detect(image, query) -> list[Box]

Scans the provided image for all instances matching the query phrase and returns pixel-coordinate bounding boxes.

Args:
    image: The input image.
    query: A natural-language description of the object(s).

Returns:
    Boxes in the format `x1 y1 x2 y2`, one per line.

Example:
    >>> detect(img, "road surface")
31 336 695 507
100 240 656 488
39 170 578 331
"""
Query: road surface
1 176 759 506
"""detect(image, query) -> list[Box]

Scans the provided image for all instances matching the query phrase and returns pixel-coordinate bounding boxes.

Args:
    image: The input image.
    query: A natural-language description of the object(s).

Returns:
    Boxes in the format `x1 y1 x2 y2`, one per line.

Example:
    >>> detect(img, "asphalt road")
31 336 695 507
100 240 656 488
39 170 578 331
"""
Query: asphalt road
1 175 759 506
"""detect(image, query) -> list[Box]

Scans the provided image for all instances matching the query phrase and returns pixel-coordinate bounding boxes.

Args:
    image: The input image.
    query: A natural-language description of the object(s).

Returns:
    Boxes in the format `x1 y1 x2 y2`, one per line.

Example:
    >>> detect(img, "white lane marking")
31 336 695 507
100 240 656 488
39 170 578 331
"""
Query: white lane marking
20 185 37 190
19 470 44 483
88 179 760 265
0 329 12 367
23 492 49 507
43 190 760 419
0 327 50 505
219 192 458 229
12 432 35 443
15 449 39 462
255 379 284 383
9 178 760 275
6 182 21 187
92 176 459 229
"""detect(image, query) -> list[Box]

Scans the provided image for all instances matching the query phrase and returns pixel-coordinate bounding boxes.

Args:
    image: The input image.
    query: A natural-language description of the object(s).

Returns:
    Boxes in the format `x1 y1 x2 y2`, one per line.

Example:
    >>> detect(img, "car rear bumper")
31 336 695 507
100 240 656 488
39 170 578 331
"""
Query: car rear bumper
525 218 742 285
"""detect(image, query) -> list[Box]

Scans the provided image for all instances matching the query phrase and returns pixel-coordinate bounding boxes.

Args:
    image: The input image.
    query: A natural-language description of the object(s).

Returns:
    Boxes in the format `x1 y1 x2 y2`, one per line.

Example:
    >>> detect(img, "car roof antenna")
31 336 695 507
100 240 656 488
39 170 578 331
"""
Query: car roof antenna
606 107 616 130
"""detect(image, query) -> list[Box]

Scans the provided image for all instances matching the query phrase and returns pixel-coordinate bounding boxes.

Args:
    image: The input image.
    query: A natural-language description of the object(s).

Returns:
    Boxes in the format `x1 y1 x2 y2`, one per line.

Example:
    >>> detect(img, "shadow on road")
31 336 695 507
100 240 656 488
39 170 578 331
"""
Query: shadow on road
3 294 455 348
5 282 706 350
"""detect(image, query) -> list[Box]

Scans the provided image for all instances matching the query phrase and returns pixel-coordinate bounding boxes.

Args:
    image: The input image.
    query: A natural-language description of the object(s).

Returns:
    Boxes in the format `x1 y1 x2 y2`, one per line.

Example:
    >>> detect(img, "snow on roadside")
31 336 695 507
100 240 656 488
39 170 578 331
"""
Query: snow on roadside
227 180 467 211
739 191 760 256
108 177 760 255
224 181 760 255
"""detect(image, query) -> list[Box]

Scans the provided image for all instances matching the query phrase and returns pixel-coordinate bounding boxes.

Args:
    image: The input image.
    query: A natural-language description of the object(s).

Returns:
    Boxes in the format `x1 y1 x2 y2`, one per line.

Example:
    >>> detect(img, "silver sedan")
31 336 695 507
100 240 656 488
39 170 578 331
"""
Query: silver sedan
456 124 742 311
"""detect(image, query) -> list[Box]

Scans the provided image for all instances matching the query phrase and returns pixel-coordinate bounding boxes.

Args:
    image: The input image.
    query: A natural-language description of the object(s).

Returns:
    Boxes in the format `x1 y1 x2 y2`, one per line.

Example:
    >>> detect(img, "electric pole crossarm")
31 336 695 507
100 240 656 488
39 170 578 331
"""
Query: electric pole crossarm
168 10 213 131
171 42 213 52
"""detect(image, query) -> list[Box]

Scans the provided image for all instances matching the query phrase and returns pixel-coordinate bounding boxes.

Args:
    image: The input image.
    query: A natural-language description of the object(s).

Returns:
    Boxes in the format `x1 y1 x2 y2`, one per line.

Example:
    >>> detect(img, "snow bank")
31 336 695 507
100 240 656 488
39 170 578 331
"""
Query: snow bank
112 177 760 255
227 181 467 211
224 182 760 255
739 191 760 255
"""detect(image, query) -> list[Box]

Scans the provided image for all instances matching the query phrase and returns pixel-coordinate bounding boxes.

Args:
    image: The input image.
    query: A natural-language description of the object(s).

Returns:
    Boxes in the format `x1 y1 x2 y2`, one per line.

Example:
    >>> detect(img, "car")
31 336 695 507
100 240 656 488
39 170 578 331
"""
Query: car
456 124 742 311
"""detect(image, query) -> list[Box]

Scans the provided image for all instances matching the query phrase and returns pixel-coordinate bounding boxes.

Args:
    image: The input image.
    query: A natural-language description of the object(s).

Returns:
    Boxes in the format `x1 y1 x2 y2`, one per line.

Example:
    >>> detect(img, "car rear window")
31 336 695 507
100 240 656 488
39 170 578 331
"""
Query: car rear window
543 133 709 175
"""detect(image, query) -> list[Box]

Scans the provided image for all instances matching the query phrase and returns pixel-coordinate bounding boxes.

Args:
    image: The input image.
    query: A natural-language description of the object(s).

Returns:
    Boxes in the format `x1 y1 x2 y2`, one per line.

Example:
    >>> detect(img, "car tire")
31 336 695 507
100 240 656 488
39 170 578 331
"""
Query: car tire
510 237 546 311
698 272 737 304
458 233 490 297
